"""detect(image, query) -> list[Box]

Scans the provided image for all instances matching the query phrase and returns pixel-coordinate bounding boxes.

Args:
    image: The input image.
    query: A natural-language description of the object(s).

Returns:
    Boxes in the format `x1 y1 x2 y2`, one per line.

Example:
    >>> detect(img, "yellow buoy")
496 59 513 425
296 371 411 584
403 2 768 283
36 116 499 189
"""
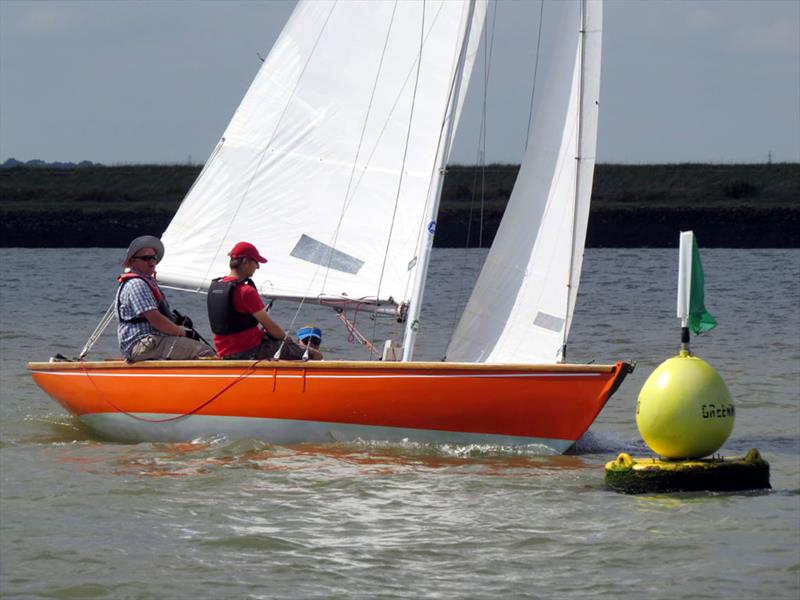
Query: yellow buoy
636 353 734 459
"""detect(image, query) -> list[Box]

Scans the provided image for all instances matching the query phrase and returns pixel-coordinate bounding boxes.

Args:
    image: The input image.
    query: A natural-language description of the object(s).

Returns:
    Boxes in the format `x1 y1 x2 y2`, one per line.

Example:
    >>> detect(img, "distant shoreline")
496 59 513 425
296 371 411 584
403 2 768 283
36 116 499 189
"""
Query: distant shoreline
1 163 797 248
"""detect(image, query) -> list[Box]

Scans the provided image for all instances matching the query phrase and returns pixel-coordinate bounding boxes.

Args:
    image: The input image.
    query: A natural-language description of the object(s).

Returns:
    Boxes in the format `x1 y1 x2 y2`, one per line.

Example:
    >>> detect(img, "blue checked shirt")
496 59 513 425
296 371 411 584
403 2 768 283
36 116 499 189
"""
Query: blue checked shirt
116 275 173 359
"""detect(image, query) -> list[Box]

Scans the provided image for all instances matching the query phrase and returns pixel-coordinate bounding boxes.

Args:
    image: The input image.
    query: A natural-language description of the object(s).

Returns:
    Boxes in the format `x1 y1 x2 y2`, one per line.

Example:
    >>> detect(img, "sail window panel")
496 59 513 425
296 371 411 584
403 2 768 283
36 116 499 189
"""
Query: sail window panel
290 235 365 275
533 312 566 333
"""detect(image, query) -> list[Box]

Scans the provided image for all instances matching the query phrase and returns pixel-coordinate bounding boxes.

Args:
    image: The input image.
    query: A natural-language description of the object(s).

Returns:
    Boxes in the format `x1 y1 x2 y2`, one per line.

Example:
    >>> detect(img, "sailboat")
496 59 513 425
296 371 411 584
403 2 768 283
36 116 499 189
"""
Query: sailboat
28 0 631 453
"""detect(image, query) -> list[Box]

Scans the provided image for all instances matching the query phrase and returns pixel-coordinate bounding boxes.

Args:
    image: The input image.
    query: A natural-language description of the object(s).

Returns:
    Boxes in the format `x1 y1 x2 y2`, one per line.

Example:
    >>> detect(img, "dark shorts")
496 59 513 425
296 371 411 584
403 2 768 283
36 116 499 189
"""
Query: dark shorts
128 334 215 361
222 335 307 361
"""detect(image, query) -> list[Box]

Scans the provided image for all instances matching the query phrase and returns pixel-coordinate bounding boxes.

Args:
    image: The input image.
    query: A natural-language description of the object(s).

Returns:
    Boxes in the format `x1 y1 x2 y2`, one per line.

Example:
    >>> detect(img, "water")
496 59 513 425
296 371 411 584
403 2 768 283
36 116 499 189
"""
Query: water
1 248 798 599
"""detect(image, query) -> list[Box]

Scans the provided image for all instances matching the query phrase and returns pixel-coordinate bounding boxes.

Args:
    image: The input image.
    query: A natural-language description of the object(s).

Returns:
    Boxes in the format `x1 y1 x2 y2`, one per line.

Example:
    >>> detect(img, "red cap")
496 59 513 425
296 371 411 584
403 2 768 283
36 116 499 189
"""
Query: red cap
229 241 267 263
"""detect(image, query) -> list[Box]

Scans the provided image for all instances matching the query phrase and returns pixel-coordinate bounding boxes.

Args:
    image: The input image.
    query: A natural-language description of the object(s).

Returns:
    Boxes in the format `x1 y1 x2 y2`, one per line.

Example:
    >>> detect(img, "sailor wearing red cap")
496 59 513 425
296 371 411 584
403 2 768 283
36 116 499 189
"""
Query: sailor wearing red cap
207 242 323 361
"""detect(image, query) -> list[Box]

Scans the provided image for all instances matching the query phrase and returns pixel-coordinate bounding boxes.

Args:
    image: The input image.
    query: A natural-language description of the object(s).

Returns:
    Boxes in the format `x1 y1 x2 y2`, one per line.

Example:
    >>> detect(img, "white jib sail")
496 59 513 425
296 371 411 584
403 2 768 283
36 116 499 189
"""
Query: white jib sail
158 0 485 313
446 0 602 364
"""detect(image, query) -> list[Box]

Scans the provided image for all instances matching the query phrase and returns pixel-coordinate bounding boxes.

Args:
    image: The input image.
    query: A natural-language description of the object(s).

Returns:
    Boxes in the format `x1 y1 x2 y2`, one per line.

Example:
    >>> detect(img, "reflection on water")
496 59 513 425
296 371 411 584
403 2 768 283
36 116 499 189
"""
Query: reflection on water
48 437 601 481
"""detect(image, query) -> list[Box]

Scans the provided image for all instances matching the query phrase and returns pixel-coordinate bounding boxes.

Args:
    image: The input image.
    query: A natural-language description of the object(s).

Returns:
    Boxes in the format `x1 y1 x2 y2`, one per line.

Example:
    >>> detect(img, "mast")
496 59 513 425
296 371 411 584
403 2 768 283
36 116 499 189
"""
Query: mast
402 0 479 361
560 0 590 363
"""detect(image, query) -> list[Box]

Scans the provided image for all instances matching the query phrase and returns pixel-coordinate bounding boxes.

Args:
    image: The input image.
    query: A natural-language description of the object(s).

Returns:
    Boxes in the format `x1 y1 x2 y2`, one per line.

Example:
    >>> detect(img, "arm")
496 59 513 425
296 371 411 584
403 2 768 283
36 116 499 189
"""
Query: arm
251 308 287 341
254 307 323 360
143 309 187 337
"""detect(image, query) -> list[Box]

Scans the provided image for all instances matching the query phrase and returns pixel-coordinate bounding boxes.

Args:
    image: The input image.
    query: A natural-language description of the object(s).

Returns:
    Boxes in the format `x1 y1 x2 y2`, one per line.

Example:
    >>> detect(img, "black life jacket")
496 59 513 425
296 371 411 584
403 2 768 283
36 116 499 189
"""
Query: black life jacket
207 278 260 335
116 273 173 324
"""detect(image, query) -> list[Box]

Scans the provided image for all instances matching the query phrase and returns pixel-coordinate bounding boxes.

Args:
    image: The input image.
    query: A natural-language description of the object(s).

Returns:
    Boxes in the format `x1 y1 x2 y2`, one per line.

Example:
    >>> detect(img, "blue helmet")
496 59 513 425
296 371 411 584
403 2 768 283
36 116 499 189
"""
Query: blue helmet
297 326 322 344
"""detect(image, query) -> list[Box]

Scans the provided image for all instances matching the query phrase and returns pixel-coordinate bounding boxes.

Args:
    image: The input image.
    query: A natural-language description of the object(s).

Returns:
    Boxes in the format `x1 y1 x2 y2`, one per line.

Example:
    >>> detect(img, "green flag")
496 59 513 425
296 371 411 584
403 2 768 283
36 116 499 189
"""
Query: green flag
687 236 717 335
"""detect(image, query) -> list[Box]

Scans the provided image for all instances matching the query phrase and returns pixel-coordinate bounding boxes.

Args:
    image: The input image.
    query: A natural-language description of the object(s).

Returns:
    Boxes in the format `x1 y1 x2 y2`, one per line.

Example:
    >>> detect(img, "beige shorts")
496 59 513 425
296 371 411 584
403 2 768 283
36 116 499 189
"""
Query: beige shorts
128 334 215 362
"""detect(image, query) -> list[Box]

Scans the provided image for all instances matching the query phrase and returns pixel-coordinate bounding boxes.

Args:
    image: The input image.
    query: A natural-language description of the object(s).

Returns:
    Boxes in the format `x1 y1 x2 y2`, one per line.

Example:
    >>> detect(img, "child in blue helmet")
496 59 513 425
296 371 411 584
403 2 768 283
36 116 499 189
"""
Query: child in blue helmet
297 326 322 356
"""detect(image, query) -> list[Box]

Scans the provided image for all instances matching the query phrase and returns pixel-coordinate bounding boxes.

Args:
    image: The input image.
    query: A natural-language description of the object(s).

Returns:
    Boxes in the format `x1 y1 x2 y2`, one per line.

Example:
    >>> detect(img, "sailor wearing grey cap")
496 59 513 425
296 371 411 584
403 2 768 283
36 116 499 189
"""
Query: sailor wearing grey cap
115 235 214 362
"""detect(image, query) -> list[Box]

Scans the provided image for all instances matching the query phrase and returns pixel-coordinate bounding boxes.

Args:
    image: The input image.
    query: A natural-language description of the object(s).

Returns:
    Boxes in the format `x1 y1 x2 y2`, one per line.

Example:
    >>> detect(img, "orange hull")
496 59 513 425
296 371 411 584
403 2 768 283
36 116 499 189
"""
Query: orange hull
28 360 631 452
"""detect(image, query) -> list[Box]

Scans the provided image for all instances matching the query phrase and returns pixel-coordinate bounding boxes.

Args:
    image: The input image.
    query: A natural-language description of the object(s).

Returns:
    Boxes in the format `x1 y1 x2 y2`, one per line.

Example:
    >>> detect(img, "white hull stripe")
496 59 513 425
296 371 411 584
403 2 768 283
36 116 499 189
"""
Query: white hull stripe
79 413 576 453
37 371 602 380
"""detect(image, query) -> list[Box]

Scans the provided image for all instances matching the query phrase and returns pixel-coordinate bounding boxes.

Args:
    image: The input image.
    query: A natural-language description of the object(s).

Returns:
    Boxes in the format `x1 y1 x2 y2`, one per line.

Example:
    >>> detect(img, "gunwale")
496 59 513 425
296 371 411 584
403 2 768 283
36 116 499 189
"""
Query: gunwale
27 360 619 373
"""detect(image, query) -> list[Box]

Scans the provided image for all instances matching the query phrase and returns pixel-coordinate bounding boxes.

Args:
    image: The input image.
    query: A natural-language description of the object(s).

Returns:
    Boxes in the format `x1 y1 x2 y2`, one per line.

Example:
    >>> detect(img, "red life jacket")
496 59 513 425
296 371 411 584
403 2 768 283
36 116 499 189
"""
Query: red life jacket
116 272 171 324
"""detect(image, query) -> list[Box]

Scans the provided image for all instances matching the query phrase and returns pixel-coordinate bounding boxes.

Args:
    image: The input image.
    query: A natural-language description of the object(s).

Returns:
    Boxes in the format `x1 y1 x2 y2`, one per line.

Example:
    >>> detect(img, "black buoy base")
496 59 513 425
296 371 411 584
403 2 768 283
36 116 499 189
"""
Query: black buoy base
605 448 771 494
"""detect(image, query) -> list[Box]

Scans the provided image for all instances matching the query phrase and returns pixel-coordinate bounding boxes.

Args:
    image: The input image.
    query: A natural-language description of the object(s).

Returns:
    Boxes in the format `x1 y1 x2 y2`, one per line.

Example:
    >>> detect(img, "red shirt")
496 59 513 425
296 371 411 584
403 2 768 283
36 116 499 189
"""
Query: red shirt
213 276 265 357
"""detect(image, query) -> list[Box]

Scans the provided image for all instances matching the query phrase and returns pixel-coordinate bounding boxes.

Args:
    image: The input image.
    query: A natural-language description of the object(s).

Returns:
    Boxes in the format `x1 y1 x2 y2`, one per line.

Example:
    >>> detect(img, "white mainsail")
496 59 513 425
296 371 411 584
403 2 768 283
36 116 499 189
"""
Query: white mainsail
446 0 602 364
159 0 486 314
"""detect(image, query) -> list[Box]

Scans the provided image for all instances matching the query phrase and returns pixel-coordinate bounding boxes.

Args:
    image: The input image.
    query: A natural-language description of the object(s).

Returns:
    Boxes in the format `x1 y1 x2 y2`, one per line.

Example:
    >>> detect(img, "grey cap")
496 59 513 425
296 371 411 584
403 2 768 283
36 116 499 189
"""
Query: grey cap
123 235 165 265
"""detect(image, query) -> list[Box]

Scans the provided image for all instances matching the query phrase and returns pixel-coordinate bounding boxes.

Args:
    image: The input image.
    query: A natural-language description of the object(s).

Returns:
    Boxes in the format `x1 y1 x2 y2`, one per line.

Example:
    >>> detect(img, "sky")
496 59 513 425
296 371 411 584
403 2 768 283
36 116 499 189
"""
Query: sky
1 0 798 166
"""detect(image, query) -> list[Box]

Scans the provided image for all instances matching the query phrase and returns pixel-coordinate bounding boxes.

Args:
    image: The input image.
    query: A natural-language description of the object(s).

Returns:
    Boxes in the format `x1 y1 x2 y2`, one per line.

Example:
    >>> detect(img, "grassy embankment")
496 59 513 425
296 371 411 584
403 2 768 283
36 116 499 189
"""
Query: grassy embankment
1 163 797 247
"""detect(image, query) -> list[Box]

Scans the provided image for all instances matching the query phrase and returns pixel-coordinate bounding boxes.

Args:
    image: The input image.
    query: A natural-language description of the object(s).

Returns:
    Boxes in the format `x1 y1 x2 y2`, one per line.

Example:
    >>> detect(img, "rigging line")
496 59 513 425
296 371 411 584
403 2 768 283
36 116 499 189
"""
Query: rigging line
360 2 404 358
477 7 489 249
303 0 450 349
373 0 427 341
446 0 498 346
402 0 479 362
400 3 473 306
336 311 381 358
203 2 337 289
282 2 401 348
562 0 590 361
331 2 448 221
325 297 388 358
320 295 389 353
173 138 228 291
524 0 545 152
289 0 449 354
79 301 116 359
189 138 229 291
321 0 401 293
478 0 497 249
282 2 448 343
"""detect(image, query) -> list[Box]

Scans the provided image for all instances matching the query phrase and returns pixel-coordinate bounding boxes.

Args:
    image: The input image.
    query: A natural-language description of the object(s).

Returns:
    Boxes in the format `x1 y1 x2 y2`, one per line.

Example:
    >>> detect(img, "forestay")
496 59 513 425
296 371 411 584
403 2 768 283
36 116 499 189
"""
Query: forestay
159 0 486 313
446 0 602 364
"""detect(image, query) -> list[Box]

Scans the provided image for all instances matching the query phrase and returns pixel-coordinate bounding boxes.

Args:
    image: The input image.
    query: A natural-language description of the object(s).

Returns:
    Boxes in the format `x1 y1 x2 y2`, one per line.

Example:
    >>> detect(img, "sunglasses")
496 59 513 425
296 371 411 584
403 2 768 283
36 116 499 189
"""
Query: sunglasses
133 254 158 262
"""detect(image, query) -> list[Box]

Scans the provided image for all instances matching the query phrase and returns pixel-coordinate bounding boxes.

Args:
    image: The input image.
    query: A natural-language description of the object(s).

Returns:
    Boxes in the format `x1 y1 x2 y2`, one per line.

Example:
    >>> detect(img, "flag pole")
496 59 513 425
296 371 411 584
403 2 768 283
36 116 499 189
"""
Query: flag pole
677 230 694 356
